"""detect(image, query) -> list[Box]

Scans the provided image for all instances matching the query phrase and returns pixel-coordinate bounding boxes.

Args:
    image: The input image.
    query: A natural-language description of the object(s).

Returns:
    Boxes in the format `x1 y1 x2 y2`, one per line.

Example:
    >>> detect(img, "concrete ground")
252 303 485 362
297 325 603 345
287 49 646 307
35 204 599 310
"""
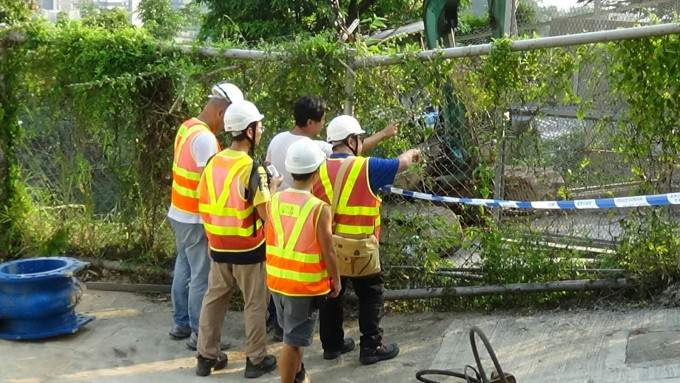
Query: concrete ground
3 288 680 383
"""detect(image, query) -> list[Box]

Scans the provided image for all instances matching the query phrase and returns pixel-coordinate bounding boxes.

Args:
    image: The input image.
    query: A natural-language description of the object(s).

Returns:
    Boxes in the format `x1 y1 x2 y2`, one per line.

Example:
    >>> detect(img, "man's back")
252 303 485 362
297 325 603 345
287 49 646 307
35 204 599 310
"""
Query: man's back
266 131 332 190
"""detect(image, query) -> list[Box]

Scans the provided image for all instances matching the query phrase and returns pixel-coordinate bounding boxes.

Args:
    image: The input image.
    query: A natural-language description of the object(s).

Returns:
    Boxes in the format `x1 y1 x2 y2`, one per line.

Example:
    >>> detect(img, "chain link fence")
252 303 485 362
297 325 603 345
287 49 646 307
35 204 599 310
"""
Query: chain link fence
459 0 680 45
13 2 680 294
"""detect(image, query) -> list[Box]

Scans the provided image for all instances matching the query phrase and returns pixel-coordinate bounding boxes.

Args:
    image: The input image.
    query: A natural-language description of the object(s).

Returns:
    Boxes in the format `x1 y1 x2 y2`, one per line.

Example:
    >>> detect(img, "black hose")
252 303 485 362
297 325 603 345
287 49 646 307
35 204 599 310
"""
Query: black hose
414 326 507 383
415 369 480 383
469 326 508 383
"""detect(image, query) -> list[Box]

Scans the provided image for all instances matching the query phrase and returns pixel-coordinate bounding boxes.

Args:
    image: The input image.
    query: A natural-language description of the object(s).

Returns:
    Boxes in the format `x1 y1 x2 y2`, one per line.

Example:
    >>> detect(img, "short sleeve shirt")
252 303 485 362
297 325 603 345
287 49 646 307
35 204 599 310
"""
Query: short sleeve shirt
266 131 332 191
329 153 400 194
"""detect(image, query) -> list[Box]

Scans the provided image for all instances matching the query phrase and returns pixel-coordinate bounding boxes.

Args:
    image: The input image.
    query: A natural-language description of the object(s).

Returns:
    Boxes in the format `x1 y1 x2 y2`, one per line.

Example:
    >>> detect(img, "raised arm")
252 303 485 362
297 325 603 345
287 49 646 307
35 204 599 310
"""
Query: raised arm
396 148 421 173
362 123 398 153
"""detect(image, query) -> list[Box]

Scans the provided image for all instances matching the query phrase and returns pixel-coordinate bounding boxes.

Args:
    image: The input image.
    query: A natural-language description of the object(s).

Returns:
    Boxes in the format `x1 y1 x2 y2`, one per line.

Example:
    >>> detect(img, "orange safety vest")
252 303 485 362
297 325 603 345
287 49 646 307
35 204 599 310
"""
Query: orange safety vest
171 118 221 215
266 190 330 296
198 150 264 252
313 156 382 240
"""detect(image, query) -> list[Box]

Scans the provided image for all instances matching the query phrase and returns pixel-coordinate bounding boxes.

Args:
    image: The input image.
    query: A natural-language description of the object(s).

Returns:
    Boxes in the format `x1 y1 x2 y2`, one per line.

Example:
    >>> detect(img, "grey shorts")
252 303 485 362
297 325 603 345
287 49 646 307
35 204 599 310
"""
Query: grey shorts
271 292 319 347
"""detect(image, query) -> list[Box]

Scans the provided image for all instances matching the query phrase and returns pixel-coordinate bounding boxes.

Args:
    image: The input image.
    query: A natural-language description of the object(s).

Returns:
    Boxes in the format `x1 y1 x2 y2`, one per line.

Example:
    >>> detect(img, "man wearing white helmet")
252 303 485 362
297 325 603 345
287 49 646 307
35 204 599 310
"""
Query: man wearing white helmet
264 95 398 340
266 139 341 383
265 96 398 191
311 114 420 366
194 100 282 378
167 82 243 350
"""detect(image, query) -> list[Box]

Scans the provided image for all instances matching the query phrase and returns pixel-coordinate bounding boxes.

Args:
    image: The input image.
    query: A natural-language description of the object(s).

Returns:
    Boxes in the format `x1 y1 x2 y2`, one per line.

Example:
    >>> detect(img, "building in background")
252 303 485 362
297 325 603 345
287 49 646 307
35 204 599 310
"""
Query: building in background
39 0 202 38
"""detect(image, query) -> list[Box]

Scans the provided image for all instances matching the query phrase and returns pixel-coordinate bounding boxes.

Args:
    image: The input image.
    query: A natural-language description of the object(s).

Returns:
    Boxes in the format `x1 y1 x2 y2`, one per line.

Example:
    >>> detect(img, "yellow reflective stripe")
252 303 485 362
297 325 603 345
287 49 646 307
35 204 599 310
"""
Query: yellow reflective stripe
173 182 199 197
172 164 201 181
174 124 208 164
173 125 186 150
271 195 318 252
198 203 254 218
266 264 329 283
271 194 286 249
216 156 251 208
335 223 375 235
205 161 217 206
337 205 380 216
285 198 318 251
337 157 366 209
204 222 258 236
267 247 321 263
320 163 333 201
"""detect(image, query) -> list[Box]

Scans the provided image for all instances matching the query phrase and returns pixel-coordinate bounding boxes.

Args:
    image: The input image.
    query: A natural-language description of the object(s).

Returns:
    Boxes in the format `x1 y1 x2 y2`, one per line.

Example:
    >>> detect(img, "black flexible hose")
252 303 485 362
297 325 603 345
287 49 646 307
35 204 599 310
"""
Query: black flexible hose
469 326 508 383
415 369 480 383
414 326 507 383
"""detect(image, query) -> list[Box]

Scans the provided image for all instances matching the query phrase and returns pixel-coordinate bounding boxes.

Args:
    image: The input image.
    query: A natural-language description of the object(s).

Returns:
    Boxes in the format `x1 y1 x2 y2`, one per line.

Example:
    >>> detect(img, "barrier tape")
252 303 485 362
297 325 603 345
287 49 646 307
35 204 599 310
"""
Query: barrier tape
381 186 680 210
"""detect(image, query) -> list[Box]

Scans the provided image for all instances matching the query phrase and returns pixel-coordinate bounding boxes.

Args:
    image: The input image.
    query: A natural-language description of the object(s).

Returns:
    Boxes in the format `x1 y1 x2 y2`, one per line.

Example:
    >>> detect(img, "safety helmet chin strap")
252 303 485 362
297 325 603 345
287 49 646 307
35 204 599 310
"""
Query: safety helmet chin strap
245 126 255 157
343 135 359 156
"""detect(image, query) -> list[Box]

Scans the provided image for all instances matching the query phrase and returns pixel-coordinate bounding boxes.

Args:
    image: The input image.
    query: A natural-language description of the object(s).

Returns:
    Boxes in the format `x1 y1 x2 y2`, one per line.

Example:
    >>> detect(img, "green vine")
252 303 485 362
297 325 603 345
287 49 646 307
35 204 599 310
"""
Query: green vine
0 27 28 259
1 15 680 298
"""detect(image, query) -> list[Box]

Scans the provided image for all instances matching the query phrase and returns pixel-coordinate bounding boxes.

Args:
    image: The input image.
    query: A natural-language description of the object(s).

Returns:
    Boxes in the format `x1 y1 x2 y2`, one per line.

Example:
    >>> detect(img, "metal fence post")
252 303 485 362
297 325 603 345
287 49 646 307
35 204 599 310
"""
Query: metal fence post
344 49 357 115
492 112 507 224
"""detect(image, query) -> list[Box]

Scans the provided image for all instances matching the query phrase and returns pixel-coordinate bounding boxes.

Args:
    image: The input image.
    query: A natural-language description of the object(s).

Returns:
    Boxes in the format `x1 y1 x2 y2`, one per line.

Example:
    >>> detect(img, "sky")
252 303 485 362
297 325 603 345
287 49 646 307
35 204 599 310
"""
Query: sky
537 0 583 11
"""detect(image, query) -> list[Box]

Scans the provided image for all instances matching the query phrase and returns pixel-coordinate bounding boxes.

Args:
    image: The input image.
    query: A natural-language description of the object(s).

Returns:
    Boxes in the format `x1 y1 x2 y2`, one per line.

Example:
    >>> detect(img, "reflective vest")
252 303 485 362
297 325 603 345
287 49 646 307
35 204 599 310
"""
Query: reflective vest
198 150 264 252
313 156 382 239
171 118 221 215
266 190 330 296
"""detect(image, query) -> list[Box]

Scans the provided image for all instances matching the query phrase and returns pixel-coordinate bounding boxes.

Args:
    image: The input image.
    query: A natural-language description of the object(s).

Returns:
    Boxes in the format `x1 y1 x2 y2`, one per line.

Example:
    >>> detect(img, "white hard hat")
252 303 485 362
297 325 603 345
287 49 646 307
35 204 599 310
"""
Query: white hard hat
326 115 365 142
285 138 326 174
210 82 244 103
224 100 264 133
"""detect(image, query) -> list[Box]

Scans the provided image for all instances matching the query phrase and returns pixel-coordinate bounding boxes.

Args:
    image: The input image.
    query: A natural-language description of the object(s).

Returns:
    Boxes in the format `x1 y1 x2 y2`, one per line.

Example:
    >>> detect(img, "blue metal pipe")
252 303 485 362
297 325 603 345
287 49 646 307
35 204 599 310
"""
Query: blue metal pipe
0 257 95 340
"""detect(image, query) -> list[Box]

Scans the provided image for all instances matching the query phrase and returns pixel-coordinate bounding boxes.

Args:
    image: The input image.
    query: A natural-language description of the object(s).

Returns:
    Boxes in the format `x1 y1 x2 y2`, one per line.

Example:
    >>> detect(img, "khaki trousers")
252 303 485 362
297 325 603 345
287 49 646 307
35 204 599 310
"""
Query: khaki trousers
197 261 268 364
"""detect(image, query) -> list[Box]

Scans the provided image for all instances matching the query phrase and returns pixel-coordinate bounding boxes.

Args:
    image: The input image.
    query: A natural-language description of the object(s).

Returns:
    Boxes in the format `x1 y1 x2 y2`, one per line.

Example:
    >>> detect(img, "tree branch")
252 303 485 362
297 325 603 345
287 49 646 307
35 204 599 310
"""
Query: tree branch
196 64 242 82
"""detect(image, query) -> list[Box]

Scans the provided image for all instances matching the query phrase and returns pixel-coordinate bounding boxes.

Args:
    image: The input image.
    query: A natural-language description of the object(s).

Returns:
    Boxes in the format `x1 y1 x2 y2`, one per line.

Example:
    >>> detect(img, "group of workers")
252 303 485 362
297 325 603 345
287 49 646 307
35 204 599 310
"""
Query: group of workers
166 82 421 383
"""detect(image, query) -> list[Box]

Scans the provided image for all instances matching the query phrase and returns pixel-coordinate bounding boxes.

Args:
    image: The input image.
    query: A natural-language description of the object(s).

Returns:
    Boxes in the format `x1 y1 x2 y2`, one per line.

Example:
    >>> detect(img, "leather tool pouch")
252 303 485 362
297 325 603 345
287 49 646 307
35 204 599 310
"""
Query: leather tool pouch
333 234 381 277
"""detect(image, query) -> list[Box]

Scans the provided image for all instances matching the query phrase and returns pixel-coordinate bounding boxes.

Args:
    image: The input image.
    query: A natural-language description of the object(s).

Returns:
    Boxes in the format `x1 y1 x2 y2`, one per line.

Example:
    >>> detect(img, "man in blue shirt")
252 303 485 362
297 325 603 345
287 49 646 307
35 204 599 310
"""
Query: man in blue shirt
313 115 420 365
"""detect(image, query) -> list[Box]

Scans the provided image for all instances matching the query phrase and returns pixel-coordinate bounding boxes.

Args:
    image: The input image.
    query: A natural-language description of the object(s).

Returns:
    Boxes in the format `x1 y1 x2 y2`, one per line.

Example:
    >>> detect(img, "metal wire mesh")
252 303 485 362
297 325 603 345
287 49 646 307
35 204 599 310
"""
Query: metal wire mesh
458 0 680 46
13 1 680 291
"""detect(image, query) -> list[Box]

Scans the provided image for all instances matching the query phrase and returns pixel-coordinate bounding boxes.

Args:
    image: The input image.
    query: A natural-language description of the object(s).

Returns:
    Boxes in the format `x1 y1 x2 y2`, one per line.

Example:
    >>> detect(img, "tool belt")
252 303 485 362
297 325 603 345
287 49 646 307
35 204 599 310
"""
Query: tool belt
333 234 381 277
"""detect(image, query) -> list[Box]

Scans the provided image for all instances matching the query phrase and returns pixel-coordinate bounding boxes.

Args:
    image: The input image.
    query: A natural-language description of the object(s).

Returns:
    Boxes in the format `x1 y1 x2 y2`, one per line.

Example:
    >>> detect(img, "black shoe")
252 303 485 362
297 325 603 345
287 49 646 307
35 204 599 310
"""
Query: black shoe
186 332 232 351
359 343 399 365
169 324 192 340
267 323 284 342
244 355 277 378
323 338 355 360
295 363 311 383
195 352 228 377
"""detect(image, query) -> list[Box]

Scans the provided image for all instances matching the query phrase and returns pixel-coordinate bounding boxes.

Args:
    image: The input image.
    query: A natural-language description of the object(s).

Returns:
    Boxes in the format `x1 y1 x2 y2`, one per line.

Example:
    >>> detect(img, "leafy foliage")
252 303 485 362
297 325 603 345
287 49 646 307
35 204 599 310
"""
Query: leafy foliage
1 9 680 299
0 0 37 25
0 26 29 259
604 31 680 289
137 0 188 41
80 7 132 29
195 0 421 43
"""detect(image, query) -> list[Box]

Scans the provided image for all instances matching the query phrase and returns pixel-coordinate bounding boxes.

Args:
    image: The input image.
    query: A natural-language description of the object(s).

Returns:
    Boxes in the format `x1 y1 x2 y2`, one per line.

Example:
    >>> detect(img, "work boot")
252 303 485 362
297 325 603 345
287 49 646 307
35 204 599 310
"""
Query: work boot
323 338 355 360
195 352 228 377
169 324 192 340
244 355 277 378
295 362 311 383
267 322 284 342
359 343 399 365
186 332 232 351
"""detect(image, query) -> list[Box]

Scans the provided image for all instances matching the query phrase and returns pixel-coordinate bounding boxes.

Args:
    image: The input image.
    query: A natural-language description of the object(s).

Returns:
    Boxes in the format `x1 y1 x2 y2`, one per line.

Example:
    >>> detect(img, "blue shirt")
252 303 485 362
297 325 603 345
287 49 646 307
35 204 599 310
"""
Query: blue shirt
329 153 399 195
